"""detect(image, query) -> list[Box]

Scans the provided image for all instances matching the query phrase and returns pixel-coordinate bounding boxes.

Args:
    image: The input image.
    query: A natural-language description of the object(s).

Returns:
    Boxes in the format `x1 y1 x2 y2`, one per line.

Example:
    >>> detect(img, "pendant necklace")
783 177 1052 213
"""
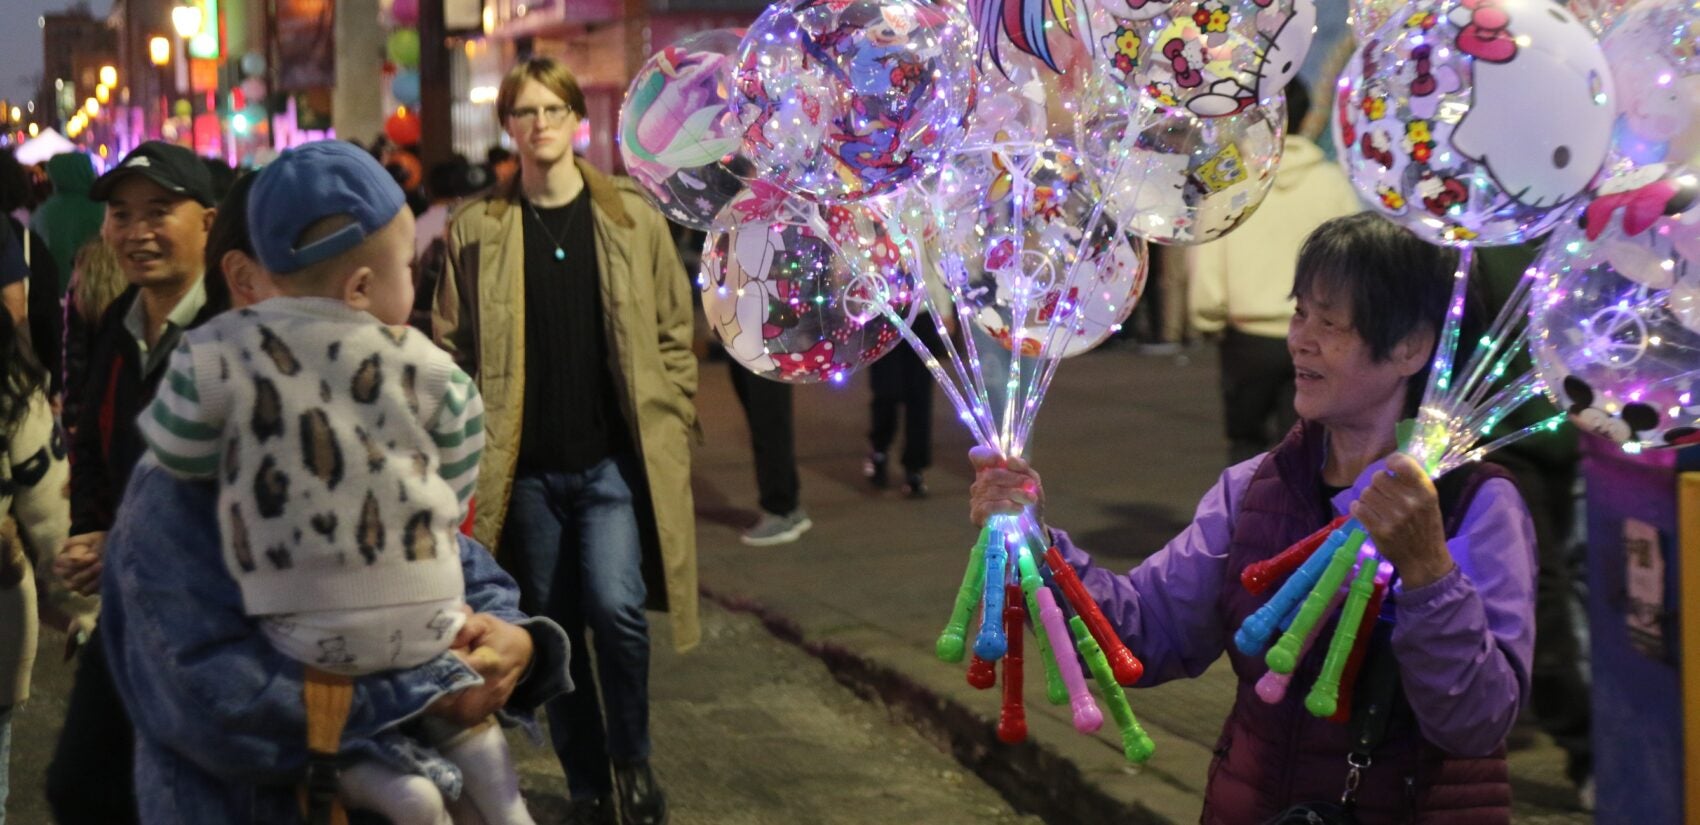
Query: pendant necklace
525 200 569 261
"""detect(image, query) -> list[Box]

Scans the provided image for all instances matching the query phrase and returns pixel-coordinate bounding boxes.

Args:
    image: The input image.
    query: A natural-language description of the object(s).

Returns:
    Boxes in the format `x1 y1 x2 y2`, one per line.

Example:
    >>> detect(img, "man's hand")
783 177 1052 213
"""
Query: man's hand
967 446 1045 528
55 532 106 597
426 613 535 726
1350 453 1454 591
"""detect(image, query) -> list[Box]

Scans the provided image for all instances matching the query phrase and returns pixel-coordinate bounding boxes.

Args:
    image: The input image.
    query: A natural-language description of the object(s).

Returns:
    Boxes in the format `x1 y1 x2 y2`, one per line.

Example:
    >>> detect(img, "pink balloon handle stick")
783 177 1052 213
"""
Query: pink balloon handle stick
1044 545 1143 686
1254 572 1350 704
1037 586 1102 733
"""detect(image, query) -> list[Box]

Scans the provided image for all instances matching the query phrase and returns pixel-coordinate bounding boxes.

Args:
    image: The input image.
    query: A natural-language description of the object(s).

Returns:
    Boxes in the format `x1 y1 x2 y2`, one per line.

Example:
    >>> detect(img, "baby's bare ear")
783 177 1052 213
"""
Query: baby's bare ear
343 266 375 303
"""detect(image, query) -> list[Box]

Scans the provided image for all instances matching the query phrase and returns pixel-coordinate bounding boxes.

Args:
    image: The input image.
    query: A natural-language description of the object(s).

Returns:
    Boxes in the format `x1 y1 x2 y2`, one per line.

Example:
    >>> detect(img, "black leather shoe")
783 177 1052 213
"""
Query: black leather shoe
614 760 668 825
563 795 617 825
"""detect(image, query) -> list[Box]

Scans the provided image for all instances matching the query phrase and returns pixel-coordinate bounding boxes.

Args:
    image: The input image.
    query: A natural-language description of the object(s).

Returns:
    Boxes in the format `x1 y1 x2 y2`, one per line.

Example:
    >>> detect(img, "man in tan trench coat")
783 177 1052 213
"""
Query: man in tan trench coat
434 58 698 825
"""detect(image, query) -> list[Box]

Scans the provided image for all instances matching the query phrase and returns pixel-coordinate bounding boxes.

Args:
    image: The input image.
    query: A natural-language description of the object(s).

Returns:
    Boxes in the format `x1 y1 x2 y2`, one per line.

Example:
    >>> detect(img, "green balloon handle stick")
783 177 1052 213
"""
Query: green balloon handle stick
1266 529 1366 674
1016 546 1069 705
937 524 993 662
1071 616 1155 764
1306 553 1382 717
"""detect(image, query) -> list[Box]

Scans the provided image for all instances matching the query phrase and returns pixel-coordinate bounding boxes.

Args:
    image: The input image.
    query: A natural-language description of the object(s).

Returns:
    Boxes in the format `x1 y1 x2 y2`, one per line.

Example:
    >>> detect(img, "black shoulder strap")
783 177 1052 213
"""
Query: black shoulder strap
1348 461 1487 755
1347 621 1400 754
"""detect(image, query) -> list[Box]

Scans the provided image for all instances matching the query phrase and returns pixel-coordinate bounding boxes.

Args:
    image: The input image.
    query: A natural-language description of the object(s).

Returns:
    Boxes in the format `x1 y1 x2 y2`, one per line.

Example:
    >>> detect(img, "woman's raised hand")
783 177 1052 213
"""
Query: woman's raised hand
1350 453 1455 591
968 446 1046 528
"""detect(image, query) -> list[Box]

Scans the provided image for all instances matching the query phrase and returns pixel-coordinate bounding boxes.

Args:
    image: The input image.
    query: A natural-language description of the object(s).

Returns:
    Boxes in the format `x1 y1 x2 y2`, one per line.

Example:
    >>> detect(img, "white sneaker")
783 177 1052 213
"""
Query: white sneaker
1577 776 1595 812
741 509 813 546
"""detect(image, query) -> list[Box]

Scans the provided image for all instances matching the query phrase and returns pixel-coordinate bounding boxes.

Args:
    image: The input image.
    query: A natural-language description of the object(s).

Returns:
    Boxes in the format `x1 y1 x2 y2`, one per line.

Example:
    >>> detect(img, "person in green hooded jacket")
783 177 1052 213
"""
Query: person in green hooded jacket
32 152 105 294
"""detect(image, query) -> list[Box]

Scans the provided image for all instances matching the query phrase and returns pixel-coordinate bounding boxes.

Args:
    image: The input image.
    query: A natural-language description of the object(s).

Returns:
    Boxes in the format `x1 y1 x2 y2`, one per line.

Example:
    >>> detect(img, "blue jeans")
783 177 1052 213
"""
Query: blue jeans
504 455 651 799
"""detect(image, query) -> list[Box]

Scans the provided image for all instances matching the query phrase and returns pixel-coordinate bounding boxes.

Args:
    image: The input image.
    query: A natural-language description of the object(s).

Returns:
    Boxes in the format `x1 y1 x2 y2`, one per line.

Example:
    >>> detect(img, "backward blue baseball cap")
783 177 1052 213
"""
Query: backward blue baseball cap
247 140 407 275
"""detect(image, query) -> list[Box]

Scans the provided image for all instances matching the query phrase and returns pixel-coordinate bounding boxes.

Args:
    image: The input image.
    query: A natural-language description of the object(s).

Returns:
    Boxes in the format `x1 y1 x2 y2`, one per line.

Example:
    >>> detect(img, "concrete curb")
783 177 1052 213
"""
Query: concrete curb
702 586 1177 825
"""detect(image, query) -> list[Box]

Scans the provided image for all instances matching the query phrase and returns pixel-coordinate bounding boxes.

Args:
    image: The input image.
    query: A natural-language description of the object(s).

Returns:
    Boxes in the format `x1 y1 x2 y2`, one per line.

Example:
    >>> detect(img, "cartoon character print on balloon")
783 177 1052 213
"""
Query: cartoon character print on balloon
1096 96 1285 245
699 186 916 383
1334 0 1616 246
934 147 1148 359
1529 175 1700 451
1091 0 1315 118
734 0 975 203
619 32 751 230
1559 376 1661 444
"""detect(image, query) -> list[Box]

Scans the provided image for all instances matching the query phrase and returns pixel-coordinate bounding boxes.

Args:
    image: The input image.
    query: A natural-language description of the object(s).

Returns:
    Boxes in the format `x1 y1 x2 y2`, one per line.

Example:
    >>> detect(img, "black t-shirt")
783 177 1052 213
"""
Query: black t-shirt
517 192 629 473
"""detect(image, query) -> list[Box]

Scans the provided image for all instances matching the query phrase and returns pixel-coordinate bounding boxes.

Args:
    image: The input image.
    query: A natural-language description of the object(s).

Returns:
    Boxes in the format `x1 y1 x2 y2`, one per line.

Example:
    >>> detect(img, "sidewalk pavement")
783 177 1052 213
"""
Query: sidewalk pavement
8 601 1040 825
691 345 1592 824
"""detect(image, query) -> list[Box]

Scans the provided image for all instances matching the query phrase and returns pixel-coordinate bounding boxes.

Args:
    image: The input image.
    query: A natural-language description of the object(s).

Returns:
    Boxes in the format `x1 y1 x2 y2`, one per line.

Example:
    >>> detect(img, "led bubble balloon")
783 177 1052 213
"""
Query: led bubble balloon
700 184 917 383
1333 0 1616 246
1349 0 1404 40
1081 75 1285 245
619 29 750 231
1530 167 1700 450
926 144 1148 358
1090 0 1317 118
1597 0 1700 173
732 0 977 202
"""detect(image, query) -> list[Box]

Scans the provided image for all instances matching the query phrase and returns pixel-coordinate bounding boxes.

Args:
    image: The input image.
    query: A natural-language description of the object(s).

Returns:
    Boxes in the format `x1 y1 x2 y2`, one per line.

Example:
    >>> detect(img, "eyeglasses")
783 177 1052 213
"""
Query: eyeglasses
509 105 573 126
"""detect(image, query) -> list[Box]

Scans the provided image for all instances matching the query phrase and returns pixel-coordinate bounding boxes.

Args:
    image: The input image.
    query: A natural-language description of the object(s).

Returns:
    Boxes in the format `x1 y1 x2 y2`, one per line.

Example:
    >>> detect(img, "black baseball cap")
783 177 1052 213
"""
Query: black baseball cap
91 141 218 207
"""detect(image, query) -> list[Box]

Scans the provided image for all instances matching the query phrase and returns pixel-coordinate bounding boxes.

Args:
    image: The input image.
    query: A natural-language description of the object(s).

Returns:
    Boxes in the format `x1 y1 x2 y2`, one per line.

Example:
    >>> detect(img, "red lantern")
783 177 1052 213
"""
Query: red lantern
384 108 421 146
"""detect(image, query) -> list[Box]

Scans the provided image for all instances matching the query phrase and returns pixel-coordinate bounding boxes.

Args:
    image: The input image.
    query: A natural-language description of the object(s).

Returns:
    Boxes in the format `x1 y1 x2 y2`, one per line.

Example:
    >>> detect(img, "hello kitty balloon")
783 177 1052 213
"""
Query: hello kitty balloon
1088 0 1318 119
1333 0 1616 246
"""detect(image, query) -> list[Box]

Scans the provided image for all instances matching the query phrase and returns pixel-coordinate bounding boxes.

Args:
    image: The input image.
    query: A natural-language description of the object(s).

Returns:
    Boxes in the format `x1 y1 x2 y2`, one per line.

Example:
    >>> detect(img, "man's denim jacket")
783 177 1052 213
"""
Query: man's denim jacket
101 461 572 823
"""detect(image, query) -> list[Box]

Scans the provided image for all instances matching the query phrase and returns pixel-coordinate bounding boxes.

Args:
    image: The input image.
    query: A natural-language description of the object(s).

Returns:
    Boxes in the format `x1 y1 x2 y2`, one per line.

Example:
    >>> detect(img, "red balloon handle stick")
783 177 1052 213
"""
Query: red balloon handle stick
967 653 998 690
1242 515 1349 595
998 585 1028 744
1044 545 1143 686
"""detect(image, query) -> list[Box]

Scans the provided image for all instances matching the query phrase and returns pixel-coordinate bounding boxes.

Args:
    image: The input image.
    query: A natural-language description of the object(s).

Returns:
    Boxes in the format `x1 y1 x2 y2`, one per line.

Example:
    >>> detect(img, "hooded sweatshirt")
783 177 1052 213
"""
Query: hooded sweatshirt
32 152 105 293
1187 136 1363 339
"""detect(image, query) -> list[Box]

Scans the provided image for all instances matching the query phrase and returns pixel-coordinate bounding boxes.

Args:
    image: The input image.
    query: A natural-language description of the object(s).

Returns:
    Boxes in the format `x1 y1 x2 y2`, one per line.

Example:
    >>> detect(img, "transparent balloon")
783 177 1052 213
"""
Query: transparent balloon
1531 171 1700 450
1349 0 1404 41
1085 0 1317 119
1081 77 1285 246
732 0 977 203
1596 0 1700 174
700 185 918 383
1568 0 1636 37
618 29 751 231
1332 0 1616 246
912 143 1148 359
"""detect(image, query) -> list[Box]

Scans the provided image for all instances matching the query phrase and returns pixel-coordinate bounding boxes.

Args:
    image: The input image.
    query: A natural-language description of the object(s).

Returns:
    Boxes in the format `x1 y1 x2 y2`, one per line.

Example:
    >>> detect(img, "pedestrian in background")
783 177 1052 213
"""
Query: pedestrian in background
0 304 84 825
61 241 126 434
47 141 228 825
1187 80 1363 465
0 151 62 402
865 249 953 499
436 57 699 825
31 152 104 295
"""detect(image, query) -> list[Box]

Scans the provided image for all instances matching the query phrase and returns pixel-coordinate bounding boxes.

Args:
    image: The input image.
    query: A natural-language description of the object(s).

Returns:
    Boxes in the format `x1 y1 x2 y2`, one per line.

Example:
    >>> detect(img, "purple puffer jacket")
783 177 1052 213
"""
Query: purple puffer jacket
1057 420 1537 824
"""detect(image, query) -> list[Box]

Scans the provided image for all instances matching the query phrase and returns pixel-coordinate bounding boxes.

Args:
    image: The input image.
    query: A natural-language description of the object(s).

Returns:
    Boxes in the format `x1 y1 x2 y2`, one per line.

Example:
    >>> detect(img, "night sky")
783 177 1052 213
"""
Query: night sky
5 0 115 117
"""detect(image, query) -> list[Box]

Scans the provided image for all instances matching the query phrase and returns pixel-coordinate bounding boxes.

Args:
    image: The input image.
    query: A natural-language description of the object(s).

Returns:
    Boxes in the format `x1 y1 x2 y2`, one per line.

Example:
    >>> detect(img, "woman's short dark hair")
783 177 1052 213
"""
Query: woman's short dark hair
1291 212 1486 414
